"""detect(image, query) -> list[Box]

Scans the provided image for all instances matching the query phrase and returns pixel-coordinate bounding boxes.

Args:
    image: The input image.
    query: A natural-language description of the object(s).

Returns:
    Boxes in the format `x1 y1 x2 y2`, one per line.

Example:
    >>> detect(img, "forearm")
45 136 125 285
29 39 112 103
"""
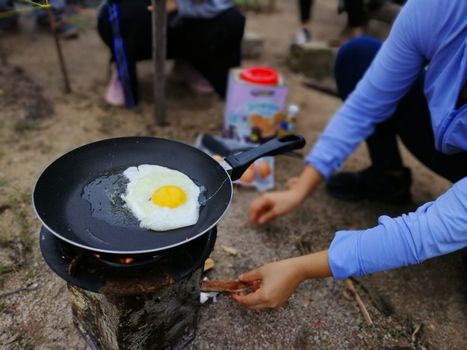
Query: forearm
291 249 332 282
329 178 467 279
294 165 324 201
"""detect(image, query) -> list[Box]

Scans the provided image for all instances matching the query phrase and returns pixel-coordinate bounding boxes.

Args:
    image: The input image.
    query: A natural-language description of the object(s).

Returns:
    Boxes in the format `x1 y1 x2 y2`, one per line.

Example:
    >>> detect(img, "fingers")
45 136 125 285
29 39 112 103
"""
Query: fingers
231 291 269 309
238 269 262 282
257 209 278 224
249 196 272 224
147 5 153 11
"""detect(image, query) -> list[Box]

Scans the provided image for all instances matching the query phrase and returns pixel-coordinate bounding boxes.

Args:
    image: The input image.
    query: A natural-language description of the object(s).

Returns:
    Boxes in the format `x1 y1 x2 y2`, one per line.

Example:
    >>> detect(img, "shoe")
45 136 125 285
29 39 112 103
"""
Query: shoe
105 71 125 107
292 28 311 46
290 28 311 53
171 61 214 94
37 14 79 39
326 166 412 204
186 69 214 94
56 21 79 39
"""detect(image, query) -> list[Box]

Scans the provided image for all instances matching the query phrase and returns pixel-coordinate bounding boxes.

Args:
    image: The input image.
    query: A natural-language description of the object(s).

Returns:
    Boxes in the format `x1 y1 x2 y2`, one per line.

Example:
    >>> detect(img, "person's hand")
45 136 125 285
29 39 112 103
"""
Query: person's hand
250 165 324 224
232 251 331 310
231 258 305 309
250 188 305 224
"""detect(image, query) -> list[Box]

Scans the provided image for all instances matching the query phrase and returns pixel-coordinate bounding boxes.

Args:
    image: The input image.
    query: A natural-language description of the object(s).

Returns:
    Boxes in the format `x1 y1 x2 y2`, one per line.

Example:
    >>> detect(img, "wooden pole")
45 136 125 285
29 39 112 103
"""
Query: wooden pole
0 38 7 65
152 0 167 125
47 7 72 94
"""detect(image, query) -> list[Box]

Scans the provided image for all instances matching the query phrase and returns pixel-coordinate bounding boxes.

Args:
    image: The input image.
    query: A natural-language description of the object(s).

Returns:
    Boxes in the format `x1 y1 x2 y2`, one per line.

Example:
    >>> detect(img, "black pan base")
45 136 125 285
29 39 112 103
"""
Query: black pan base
40 226 216 293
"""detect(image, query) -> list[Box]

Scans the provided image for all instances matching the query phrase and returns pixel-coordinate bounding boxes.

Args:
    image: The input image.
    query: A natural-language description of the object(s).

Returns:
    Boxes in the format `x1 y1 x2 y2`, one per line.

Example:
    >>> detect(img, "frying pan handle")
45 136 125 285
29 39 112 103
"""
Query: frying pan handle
224 135 306 181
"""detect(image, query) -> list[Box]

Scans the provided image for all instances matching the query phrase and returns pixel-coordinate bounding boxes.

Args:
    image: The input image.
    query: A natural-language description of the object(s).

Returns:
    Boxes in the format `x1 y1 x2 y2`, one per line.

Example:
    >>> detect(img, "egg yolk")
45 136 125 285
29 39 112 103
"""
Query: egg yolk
151 185 187 208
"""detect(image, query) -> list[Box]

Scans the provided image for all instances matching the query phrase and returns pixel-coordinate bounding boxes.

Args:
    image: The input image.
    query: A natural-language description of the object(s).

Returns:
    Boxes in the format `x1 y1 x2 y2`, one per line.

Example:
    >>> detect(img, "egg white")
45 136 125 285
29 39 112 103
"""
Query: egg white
122 164 200 231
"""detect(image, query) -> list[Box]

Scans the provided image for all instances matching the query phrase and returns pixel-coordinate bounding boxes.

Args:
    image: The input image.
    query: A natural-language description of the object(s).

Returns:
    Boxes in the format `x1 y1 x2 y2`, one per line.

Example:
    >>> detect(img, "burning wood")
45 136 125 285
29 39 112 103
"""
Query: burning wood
117 257 135 264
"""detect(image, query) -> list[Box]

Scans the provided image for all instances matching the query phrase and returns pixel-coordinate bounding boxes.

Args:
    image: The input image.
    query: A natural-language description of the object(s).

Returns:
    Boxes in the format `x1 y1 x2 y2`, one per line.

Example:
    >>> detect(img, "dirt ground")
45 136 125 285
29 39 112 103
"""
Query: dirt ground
0 1 466 349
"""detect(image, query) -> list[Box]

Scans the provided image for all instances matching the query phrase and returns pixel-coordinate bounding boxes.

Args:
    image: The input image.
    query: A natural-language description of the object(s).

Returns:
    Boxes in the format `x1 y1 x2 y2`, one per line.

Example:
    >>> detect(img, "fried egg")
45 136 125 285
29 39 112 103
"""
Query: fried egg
122 164 200 231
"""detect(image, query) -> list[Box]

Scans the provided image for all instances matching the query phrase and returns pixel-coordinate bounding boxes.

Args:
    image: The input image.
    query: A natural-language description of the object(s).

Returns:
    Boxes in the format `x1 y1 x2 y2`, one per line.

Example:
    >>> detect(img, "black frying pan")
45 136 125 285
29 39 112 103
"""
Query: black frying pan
33 135 305 255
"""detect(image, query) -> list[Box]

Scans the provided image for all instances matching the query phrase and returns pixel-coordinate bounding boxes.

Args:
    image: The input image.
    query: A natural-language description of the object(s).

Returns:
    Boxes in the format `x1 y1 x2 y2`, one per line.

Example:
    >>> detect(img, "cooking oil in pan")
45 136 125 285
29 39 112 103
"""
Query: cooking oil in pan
81 171 138 228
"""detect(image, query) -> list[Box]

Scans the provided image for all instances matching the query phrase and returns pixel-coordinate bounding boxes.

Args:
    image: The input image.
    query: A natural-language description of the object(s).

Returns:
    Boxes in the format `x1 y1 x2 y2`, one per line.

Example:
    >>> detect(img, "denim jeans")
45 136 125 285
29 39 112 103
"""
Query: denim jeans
0 0 67 22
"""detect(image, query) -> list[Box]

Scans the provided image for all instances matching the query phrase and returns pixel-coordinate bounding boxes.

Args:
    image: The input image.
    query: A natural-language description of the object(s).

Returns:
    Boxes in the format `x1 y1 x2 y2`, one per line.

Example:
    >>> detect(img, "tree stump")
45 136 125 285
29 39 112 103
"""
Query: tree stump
69 268 203 350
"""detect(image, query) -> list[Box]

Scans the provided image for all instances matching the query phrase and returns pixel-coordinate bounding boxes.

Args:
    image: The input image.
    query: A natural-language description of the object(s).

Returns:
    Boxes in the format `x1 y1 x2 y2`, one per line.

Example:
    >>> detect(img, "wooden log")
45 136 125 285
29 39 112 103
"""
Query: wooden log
152 0 167 125
69 268 204 350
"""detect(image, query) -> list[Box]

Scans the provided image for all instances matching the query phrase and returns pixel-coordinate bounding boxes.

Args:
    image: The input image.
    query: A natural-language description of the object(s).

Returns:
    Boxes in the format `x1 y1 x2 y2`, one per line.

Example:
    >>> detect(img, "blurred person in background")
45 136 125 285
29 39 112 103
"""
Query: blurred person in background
0 0 78 38
97 0 245 107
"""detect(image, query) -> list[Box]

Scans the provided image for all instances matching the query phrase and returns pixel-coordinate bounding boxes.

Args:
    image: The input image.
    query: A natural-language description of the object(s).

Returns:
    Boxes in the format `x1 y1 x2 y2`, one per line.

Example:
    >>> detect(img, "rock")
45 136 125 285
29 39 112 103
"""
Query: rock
287 41 336 80
242 31 264 59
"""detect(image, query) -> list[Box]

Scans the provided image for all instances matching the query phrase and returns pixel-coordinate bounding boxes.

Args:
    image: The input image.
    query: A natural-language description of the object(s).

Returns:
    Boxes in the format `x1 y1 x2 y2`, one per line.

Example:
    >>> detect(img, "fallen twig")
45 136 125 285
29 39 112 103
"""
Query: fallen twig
411 323 422 344
221 245 238 256
3 333 19 345
0 283 40 298
344 279 373 325
350 277 394 316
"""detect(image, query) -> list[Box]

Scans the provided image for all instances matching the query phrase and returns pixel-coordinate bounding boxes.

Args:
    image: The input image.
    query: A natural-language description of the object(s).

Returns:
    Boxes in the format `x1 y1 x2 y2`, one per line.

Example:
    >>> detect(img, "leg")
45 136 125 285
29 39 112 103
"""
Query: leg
329 36 412 202
329 36 467 202
335 36 403 170
292 0 313 46
177 8 245 98
298 0 313 25
396 106 467 182
97 0 152 106
343 0 365 37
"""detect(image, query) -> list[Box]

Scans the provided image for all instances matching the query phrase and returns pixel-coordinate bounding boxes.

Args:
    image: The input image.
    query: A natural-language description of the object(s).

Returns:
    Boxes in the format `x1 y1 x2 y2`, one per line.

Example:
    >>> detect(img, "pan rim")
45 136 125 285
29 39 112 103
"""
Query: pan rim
32 136 234 254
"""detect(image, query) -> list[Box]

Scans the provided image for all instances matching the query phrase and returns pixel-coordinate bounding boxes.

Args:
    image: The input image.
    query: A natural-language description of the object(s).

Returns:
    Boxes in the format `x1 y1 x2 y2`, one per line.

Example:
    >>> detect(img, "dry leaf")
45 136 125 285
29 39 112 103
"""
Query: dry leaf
221 245 238 256
204 257 215 272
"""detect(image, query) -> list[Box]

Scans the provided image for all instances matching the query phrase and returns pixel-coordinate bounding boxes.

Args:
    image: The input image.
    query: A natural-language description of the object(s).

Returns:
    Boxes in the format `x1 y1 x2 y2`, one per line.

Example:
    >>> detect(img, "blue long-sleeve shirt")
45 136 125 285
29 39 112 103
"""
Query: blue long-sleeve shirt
305 0 467 278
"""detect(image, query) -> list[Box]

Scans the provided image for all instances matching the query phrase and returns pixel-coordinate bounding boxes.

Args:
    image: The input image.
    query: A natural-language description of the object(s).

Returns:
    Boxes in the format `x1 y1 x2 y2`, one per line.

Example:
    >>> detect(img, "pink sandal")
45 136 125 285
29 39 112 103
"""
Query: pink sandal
105 71 125 107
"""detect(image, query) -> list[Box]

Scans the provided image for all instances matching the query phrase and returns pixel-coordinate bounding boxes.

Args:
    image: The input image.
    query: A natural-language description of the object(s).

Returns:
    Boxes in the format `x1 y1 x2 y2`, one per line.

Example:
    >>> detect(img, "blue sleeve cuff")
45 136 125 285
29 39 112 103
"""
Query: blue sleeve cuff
305 152 341 179
328 229 366 279
328 223 407 279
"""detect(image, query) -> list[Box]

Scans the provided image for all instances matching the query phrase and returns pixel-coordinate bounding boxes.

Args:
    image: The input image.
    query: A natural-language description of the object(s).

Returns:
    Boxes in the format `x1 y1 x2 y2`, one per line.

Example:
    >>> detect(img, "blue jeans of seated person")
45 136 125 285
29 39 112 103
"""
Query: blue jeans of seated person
0 0 67 26
333 36 467 183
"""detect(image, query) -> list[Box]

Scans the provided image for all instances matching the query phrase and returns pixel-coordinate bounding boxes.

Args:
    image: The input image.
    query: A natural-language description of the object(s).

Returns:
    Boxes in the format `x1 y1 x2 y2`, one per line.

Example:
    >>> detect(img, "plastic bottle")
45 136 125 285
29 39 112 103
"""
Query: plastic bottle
282 104 299 134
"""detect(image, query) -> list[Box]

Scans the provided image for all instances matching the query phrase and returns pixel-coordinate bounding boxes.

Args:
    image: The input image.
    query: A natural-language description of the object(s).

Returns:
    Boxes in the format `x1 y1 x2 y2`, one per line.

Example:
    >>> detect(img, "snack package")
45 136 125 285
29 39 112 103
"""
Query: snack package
223 67 289 144
195 134 274 192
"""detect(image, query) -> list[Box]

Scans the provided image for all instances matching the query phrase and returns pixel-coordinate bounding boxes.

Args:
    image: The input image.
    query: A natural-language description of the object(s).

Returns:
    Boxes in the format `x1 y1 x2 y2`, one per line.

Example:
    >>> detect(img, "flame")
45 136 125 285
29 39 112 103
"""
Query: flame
93 254 135 265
